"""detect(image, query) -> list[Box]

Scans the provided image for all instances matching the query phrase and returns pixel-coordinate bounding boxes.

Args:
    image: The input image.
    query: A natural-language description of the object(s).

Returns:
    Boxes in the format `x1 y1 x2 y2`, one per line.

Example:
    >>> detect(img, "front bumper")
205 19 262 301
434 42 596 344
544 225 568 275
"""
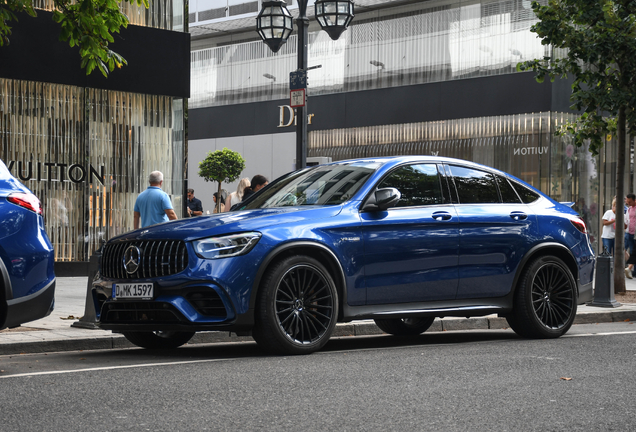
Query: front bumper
92 278 255 333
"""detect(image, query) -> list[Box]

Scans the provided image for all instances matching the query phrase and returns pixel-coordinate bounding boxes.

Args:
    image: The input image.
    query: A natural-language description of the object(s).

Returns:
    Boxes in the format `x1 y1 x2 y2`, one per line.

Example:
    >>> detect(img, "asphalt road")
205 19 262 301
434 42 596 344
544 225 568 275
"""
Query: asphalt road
1 323 636 431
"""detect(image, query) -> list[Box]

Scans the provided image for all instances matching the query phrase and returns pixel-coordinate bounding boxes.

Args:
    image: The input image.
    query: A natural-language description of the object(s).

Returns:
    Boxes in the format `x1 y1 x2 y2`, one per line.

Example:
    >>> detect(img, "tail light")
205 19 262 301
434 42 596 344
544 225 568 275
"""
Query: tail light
570 217 587 234
7 192 42 215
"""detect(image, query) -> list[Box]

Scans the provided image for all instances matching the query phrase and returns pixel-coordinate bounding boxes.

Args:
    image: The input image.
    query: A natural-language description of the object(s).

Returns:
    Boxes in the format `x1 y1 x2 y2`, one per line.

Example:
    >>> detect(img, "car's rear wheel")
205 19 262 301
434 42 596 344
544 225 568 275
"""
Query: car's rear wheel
506 256 577 338
374 317 435 336
122 331 195 349
253 255 338 355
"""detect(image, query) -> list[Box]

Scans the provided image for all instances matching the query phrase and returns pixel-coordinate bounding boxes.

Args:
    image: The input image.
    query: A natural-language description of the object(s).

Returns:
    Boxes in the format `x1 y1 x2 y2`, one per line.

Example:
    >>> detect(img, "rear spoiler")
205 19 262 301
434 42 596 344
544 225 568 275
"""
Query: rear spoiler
560 202 575 208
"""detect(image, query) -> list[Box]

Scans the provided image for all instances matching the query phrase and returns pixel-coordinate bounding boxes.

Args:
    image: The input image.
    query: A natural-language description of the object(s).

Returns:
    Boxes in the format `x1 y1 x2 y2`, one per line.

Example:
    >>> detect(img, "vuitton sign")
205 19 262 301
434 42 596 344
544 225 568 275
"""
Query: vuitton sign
6 160 105 185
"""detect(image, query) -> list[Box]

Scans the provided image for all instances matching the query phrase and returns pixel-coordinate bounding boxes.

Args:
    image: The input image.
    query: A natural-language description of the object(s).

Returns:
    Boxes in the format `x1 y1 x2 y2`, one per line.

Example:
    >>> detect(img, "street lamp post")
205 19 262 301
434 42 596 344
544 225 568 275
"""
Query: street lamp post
256 0 354 169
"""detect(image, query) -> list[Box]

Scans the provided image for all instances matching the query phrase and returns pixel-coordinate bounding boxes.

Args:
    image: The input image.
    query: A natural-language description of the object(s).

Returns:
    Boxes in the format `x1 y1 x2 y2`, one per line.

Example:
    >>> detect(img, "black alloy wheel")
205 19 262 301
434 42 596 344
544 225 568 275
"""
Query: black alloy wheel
506 256 577 338
122 331 195 349
374 317 435 336
253 255 338 355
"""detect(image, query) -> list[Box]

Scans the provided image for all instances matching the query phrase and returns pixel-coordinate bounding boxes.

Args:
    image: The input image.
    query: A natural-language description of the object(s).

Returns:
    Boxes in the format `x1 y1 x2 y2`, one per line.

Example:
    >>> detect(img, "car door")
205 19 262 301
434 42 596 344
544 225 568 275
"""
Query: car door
445 164 538 299
360 163 459 304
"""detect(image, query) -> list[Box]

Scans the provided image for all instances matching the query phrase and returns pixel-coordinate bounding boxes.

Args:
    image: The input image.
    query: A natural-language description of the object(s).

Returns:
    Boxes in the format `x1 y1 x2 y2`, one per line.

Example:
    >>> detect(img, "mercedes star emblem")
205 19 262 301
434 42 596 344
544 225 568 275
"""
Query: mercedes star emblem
123 245 142 274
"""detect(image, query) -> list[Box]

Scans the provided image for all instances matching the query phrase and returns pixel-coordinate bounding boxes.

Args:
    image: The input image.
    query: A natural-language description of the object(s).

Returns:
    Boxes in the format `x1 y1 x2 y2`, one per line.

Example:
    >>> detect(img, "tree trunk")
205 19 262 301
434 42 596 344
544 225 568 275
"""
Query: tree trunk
614 106 627 294
217 182 223 213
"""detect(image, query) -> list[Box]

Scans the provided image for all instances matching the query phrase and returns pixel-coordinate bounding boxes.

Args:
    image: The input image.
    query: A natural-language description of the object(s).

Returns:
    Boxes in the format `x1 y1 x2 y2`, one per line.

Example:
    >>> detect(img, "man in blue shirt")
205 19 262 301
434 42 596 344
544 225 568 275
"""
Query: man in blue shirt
134 171 178 229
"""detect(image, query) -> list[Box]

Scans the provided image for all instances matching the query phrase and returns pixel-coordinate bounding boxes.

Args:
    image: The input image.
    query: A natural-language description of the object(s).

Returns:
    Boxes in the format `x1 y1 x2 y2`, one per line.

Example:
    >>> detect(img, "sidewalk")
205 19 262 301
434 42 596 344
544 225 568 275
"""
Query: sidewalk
1 276 636 356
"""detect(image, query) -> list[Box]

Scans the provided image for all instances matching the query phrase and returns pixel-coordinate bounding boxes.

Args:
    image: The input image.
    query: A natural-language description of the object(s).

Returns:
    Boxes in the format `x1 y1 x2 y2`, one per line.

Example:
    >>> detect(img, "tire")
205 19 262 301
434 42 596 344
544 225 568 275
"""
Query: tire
122 331 195 349
252 255 339 355
374 317 435 336
506 256 577 339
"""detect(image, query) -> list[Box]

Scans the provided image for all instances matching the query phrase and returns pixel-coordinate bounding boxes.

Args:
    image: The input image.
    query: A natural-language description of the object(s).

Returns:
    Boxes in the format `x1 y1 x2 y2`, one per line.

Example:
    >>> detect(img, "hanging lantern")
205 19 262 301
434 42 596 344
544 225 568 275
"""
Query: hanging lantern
314 0 355 41
256 0 294 53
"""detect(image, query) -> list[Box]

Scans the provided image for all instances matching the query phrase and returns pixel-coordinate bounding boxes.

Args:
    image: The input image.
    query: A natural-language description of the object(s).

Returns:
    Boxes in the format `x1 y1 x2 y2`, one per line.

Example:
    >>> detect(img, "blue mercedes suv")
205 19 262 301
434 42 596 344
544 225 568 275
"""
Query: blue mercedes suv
0 159 56 330
92 156 594 354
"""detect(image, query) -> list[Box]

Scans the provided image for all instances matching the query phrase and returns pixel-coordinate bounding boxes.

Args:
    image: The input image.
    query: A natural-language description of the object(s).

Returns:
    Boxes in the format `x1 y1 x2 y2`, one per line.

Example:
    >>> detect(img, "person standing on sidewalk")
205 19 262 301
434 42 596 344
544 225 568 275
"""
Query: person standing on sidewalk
602 197 619 256
134 171 178 229
186 188 203 217
223 177 250 212
242 175 269 202
625 193 636 277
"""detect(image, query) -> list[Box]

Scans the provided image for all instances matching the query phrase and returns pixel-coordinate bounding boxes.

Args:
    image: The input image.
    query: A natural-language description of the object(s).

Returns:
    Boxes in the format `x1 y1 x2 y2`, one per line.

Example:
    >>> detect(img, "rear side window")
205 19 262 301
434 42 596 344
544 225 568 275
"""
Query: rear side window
511 181 540 204
378 164 444 207
448 165 500 204
496 175 521 204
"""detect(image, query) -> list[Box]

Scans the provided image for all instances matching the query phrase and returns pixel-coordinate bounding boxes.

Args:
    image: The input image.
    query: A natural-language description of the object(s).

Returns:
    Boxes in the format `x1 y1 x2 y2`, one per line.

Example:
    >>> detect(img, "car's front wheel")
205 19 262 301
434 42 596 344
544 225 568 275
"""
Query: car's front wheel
506 256 577 338
252 255 338 355
374 317 435 336
122 331 195 349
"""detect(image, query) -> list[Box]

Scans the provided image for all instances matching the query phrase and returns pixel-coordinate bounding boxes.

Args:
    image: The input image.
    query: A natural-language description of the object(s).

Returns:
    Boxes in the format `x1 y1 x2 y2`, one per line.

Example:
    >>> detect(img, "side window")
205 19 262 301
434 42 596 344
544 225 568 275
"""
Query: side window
511 181 540 204
496 175 521 204
448 165 500 204
378 164 444 207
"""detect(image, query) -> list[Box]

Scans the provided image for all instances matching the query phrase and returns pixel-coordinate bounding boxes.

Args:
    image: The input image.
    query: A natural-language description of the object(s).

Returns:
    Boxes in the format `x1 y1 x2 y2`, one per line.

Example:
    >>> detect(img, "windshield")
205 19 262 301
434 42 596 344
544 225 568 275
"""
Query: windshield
240 162 380 209
0 159 11 180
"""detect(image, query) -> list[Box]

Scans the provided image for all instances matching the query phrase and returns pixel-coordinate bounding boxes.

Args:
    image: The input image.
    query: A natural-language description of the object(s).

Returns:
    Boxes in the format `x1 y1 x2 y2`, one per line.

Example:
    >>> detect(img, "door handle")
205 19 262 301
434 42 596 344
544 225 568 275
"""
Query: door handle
432 211 452 221
510 211 528 221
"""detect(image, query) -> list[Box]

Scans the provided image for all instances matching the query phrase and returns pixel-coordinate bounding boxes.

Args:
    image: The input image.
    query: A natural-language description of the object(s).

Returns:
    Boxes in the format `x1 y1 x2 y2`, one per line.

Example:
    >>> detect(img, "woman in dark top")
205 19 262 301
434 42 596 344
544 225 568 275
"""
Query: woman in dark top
241 175 269 202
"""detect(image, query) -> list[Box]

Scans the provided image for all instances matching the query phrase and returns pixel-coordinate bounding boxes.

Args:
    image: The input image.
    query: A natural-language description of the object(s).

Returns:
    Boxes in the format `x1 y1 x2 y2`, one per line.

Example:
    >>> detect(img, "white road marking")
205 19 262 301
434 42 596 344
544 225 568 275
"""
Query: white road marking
567 330 636 337
0 357 234 379
2 329 636 379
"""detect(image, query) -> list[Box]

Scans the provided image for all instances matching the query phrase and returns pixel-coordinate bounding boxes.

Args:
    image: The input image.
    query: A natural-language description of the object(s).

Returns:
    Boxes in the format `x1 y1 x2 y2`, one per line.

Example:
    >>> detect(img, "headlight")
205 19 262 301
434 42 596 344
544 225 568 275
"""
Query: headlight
193 232 262 259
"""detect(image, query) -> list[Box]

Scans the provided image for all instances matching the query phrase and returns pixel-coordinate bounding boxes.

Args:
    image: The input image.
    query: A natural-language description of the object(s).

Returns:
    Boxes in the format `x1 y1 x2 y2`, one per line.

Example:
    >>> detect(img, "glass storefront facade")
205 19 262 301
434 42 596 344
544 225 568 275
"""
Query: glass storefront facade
190 0 560 108
0 79 185 262
308 113 629 252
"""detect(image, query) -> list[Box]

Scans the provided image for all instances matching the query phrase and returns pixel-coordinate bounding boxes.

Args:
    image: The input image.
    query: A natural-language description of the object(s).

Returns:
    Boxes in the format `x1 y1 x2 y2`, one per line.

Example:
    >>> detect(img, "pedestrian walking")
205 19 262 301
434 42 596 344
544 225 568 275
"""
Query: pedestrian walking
601 197 619 255
625 193 636 276
213 192 225 213
186 188 203 217
134 171 178 229
242 175 269 201
223 177 251 212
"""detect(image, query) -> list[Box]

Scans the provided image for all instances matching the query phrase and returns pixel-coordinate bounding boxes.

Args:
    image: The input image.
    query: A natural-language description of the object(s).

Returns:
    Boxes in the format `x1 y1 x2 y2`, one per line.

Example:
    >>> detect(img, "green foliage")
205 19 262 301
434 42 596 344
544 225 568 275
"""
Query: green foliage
518 0 636 156
0 0 36 46
1 0 148 77
198 148 246 185
198 148 246 211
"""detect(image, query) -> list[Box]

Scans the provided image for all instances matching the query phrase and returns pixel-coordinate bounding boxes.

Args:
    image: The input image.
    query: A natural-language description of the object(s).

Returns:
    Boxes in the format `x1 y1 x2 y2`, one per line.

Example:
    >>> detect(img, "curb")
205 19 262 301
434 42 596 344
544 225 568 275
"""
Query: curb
2 309 635 356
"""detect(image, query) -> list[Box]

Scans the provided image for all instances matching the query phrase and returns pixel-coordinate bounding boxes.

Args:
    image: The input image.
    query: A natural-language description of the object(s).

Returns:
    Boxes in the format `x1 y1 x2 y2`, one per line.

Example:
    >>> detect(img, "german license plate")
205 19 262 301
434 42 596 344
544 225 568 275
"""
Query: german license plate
113 283 154 300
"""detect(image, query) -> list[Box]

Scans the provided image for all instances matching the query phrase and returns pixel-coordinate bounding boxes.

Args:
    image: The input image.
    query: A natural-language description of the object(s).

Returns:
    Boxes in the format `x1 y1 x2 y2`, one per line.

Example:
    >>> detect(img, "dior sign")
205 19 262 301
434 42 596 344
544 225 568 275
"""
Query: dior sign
278 105 315 128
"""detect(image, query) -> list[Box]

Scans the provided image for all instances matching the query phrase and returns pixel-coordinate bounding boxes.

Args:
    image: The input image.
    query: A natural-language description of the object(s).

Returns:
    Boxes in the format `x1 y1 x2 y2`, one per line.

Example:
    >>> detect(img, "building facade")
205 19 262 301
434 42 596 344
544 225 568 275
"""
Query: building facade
0 2 190 273
188 0 633 253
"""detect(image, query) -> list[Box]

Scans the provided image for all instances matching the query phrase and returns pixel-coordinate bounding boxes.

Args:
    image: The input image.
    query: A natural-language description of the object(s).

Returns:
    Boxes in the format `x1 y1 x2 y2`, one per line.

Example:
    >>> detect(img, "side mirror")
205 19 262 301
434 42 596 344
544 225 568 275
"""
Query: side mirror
362 187 401 212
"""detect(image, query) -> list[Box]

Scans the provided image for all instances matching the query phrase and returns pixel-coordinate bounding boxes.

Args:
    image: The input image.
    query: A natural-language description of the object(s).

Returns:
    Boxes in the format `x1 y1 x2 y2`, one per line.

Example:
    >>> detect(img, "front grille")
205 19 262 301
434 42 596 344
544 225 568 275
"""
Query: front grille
101 301 185 324
102 240 188 279
186 290 227 318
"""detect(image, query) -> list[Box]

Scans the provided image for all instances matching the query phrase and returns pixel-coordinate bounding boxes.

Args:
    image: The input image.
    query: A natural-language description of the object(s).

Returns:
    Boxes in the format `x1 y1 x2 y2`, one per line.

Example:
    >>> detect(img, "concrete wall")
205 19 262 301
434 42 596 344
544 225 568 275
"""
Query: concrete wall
188 132 295 213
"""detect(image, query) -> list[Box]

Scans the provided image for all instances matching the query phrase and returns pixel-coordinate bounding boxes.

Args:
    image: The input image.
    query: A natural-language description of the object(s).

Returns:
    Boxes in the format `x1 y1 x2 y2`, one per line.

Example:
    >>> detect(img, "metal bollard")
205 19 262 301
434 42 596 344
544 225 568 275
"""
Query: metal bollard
589 248 621 308
71 245 103 329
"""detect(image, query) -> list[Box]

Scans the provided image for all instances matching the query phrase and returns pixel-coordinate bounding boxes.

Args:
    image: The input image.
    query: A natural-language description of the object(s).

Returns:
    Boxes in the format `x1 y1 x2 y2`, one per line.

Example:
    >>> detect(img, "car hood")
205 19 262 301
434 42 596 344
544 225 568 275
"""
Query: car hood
110 206 345 243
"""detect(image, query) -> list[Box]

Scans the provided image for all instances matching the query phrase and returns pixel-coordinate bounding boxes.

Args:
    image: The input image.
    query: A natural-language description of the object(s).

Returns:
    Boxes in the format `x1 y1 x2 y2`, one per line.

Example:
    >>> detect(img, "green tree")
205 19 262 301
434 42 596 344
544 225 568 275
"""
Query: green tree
198 148 246 213
1 0 148 77
518 0 636 293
